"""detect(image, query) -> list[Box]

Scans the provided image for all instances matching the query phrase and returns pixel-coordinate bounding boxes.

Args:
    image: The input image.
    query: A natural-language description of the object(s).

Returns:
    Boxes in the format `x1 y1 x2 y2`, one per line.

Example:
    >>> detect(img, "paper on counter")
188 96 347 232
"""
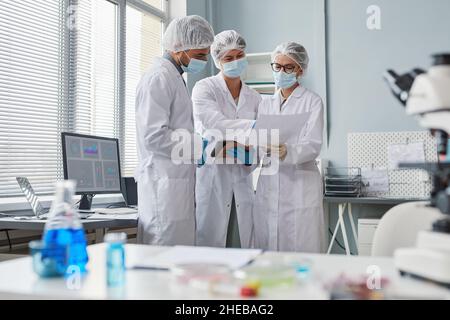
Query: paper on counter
132 246 263 270
361 167 390 195
254 113 310 144
387 142 425 170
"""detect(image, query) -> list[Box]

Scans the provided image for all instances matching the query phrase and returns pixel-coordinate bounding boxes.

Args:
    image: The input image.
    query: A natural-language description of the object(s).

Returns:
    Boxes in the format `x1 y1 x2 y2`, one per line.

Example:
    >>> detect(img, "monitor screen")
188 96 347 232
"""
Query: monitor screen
62 133 122 194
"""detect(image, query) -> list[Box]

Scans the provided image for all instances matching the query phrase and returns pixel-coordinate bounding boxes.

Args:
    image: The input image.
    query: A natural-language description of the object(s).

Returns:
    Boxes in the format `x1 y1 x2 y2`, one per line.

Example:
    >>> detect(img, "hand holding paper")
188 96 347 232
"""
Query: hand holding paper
268 144 288 161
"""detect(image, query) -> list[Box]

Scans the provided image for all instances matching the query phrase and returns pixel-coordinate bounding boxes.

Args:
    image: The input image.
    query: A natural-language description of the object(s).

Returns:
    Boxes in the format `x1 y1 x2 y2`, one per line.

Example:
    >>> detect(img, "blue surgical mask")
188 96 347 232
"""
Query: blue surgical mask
447 139 450 162
273 71 299 89
222 57 248 78
181 52 208 74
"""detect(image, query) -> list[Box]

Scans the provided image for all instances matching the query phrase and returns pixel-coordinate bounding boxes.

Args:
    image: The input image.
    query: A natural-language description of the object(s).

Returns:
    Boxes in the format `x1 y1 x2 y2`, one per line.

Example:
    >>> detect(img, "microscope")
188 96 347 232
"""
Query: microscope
384 53 450 287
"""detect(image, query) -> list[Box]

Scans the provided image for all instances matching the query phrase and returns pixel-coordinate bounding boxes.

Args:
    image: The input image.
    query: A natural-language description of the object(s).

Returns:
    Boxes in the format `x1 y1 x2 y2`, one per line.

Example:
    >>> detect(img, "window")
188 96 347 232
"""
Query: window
0 0 167 197
72 0 119 138
142 0 164 11
0 0 66 196
124 4 163 177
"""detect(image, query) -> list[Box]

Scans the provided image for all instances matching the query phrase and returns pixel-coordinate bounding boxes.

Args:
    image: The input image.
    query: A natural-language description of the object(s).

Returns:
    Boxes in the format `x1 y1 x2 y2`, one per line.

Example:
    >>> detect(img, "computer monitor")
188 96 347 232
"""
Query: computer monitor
121 177 138 207
61 132 122 210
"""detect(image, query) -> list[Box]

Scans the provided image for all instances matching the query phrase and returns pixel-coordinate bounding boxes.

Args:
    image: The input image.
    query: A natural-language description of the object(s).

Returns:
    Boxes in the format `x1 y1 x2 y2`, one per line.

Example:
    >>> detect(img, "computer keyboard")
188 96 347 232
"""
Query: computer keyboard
36 212 92 220
0 212 91 220
94 207 138 215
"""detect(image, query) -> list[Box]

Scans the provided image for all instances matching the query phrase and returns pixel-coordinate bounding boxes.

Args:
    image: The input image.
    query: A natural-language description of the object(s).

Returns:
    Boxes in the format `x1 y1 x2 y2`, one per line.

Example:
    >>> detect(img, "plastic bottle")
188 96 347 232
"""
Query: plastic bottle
42 180 89 276
105 232 127 287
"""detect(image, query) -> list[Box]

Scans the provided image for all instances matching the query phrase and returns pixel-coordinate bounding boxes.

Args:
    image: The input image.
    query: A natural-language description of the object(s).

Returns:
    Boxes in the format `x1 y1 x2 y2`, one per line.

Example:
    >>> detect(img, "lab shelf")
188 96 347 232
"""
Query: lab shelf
242 52 276 95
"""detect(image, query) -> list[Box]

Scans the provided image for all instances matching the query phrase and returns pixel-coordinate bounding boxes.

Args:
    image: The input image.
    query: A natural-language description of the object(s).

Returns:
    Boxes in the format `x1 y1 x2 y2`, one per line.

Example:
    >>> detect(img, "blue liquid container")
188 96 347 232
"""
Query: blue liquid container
105 232 127 287
43 228 88 275
41 180 89 277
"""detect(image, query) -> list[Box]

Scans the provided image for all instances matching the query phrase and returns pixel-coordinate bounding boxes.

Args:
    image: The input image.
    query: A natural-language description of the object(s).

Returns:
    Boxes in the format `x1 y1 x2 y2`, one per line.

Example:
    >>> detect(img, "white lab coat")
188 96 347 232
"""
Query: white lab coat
134 57 197 246
192 73 262 248
254 86 325 253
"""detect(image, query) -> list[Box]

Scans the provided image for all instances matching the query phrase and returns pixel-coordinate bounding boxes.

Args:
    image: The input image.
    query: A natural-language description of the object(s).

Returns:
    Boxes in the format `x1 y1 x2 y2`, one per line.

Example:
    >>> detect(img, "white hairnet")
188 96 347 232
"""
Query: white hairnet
162 15 214 52
211 30 247 68
271 41 309 71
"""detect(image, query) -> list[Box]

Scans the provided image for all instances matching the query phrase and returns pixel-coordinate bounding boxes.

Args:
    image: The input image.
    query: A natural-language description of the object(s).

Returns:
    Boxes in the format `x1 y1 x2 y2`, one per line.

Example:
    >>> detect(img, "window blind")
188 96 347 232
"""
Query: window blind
0 0 67 197
0 0 166 197
142 0 163 11
71 0 118 138
123 4 162 177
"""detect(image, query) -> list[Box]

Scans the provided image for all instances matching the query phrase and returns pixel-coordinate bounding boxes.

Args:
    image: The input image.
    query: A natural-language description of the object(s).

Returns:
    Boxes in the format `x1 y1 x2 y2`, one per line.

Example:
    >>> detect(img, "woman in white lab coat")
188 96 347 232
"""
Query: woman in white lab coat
254 42 325 253
192 30 262 248
134 16 214 245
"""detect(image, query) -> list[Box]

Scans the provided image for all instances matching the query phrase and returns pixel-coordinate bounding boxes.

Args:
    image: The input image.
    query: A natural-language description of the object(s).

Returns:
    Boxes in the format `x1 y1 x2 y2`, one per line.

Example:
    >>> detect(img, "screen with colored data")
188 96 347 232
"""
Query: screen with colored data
62 133 121 194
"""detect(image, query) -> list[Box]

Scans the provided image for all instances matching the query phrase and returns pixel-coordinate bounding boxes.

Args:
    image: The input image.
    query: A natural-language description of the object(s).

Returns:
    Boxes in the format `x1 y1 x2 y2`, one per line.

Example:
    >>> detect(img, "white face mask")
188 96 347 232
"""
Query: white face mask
221 57 248 78
273 71 299 89
180 52 208 74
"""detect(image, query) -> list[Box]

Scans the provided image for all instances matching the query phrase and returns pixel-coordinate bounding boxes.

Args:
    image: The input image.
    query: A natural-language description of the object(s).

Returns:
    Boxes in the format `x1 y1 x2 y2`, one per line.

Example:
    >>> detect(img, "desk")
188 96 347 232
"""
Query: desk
324 197 429 256
0 244 448 300
0 215 138 243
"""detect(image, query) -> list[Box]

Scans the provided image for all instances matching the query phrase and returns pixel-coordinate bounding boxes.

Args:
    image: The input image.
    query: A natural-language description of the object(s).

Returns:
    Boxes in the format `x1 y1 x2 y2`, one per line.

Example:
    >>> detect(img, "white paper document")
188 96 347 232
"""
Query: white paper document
387 142 425 170
361 167 390 195
95 207 138 215
251 155 265 193
132 246 263 270
254 113 310 144
87 213 138 220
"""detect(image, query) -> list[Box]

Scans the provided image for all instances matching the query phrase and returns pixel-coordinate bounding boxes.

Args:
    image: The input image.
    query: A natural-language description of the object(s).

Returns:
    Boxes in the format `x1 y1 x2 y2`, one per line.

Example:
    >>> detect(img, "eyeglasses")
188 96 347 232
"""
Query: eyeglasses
271 63 300 74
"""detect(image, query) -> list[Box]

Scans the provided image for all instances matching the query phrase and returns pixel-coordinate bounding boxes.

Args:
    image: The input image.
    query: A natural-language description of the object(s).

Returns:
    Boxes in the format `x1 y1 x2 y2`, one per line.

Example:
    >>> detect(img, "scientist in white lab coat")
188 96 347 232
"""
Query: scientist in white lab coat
134 16 214 245
192 30 262 248
254 42 325 253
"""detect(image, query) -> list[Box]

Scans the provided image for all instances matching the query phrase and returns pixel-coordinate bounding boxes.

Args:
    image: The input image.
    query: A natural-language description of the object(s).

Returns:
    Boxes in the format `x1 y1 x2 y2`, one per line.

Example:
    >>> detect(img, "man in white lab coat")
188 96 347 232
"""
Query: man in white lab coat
134 15 214 245
254 42 325 253
192 30 262 248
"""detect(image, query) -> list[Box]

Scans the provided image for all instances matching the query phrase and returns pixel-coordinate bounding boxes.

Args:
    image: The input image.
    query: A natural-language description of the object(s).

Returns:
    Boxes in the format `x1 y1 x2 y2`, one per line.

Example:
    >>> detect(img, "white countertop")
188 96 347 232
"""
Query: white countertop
0 244 448 300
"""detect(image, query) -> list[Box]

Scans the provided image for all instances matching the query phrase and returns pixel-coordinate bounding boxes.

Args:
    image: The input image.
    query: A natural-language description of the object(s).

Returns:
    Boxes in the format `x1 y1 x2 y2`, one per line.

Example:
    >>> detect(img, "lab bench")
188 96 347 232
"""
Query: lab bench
0 243 448 300
324 197 430 256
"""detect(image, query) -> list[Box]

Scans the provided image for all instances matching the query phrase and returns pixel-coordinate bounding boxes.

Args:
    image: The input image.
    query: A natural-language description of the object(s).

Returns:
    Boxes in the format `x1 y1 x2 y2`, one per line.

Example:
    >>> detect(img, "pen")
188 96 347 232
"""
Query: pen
131 266 170 272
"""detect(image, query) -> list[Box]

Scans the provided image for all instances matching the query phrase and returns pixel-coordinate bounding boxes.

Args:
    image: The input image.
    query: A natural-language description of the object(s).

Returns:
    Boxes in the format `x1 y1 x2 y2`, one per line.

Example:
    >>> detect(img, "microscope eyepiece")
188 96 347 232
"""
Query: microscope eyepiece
432 53 450 66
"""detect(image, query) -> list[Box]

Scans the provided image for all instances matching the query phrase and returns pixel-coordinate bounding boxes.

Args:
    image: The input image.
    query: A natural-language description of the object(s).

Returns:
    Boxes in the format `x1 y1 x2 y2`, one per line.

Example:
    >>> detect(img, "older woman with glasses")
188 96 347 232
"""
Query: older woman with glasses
253 42 325 253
